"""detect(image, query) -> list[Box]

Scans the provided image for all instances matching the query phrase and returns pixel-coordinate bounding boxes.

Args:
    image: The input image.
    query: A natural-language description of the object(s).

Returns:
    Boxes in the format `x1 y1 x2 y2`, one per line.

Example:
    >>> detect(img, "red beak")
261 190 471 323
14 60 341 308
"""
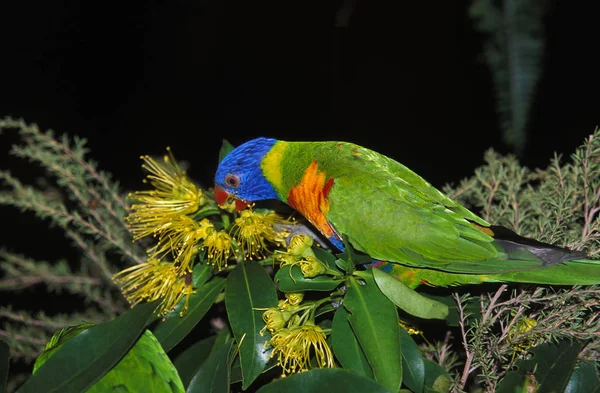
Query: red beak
213 186 250 211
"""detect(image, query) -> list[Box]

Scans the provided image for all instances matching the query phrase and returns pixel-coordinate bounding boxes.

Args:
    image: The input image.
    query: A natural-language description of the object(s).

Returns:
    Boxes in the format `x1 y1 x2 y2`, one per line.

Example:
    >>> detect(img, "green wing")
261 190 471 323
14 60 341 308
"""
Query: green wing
34 324 184 393
319 142 550 274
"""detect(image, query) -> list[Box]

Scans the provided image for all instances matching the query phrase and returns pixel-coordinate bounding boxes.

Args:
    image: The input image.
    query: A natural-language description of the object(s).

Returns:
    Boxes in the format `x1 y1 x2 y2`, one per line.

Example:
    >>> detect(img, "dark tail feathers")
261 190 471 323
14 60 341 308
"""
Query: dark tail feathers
491 225 588 266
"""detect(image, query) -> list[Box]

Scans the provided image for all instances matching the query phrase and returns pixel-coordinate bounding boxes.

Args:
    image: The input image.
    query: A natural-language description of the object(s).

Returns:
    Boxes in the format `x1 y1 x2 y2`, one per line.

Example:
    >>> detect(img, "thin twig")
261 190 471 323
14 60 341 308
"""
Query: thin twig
455 293 473 391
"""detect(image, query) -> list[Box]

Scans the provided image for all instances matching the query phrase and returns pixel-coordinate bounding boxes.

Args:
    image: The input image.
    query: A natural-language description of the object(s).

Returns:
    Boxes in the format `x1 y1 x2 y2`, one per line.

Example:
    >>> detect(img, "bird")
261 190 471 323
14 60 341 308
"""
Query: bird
213 137 600 287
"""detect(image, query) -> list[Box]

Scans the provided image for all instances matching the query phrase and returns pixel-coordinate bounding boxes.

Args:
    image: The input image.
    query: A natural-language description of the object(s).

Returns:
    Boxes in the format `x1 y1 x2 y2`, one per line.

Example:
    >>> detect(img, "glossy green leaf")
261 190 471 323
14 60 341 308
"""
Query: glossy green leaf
0 340 8 393
315 303 336 318
420 294 480 327
173 335 217 388
399 327 424 393
532 340 583 393
230 356 242 384
17 302 157 393
344 273 402 393
496 340 583 393
275 265 342 292
423 359 452 393
219 139 235 163
225 262 278 389
312 247 337 269
153 276 225 352
331 306 372 378
230 356 278 384
495 372 530 393
334 257 352 272
565 360 600 393
187 330 234 393
256 368 392 393
373 268 448 320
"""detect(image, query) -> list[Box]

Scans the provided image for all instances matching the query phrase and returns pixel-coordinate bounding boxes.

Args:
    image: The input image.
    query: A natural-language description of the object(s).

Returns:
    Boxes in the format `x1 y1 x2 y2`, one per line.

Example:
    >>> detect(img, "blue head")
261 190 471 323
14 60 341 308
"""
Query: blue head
214 137 280 210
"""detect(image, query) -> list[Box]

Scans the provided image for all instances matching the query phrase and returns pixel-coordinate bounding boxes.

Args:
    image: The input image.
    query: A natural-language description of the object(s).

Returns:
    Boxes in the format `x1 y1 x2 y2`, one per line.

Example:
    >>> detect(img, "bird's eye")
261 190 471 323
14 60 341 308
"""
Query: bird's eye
225 174 240 188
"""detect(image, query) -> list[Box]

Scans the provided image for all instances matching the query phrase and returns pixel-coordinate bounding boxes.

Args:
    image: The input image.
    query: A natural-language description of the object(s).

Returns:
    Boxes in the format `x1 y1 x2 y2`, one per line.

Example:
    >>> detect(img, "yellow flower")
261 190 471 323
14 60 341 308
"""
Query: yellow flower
299 256 328 278
288 235 314 257
285 292 304 306
113 259 196 317
508 314 538 354
148 216 211 273
125 148 206 241
145 217 233 272
399 320 423 336
274 250 300 267
230 210 292 259
201 222 235 270
268 323 335 374
277 251 327 279
262 308 294 334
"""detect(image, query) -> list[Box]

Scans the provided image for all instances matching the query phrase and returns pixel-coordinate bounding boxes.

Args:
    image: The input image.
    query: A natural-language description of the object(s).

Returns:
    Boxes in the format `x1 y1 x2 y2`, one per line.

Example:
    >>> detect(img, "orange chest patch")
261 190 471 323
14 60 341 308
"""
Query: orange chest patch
287 161 336 238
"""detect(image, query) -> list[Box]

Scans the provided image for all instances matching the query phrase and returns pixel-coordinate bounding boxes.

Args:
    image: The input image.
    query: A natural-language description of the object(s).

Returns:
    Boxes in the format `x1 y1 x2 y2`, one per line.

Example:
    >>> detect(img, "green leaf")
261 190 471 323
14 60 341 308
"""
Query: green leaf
312 247 338 269
230 356 278 384
497 340 583 393
423 359 452 393
373 268 448 320
495 372 529 393
225 262 278 389
173 335 217 388
256 368 392 393
399 327 425 393
315 303 336 318
187 330 234 393
565 360 600 393
17 302 157 393
0 340 8 393
190 263 215 286
331 306 372 378
421 294 480 327
334 257 352 272
219 139 235 163
344 273 402 393
153 276 225 352
275 265 342 292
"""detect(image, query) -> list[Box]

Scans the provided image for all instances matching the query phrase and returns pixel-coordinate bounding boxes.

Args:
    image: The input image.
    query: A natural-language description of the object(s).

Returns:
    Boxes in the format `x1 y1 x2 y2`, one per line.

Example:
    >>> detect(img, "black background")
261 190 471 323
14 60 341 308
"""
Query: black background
0 0 599 355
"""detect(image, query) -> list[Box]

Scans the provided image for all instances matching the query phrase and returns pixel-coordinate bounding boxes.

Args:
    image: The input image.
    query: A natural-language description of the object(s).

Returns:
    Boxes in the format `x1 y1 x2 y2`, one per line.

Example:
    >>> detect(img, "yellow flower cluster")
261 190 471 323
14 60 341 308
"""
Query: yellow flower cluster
262 292 335 375
276 235 328 278
147 215 234 273
399 320 423 336
231 210 291 259
113 259 195 317
126 148 206 241
114 148 295 317
114 150 235 316
507 313 538 354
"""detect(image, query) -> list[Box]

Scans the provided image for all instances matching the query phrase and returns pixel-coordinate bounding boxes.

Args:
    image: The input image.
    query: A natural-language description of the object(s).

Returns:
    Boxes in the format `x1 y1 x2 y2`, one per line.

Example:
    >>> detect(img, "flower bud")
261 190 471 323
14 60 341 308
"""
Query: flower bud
285 292 304 306
288 234 314 257
263 308 287 333
276 252 299 267
300 256 327 278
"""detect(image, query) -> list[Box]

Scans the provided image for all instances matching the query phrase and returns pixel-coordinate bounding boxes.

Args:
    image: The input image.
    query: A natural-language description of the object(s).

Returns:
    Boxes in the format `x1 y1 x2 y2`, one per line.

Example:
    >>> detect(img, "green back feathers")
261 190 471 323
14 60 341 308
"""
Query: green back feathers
261 140 594 275
259 140 594 275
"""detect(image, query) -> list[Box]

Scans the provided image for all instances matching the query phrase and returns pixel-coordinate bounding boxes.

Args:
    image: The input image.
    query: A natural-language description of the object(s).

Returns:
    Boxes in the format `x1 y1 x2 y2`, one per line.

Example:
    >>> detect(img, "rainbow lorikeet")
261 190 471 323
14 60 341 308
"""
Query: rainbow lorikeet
213 137 600 288
33 323 184 393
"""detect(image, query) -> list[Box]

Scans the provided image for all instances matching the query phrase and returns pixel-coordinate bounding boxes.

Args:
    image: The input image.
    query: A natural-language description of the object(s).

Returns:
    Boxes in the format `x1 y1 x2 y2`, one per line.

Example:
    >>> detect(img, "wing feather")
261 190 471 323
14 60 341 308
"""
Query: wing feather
322 143 547 274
